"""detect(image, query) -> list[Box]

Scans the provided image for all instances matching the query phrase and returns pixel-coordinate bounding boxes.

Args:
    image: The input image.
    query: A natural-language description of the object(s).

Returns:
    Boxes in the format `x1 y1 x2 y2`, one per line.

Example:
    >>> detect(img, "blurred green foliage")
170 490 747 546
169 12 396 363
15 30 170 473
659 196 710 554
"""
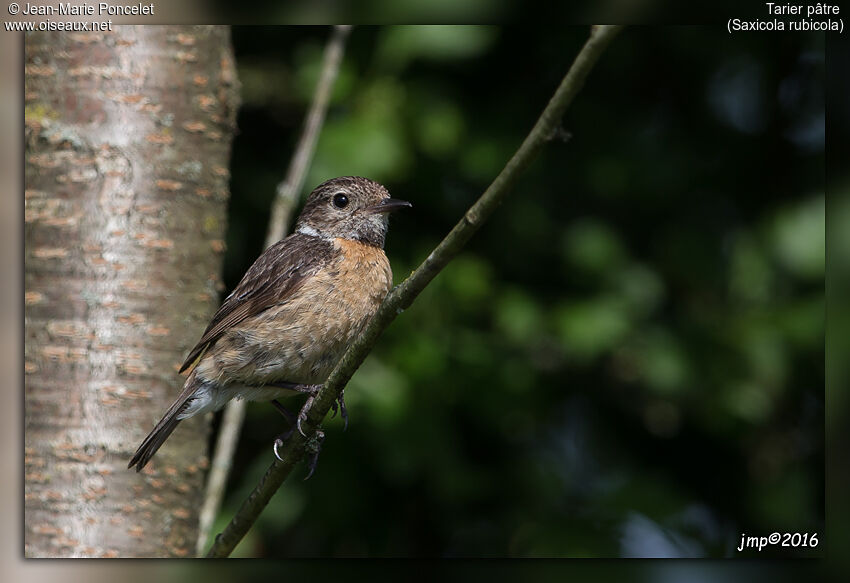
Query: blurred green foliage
217 26 823 557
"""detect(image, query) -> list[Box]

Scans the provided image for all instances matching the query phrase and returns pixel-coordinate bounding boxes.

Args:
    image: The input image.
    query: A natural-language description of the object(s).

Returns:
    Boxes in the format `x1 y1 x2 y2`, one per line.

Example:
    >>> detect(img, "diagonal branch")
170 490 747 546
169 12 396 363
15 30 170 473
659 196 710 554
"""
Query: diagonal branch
205 24 624 558
195 24 352 557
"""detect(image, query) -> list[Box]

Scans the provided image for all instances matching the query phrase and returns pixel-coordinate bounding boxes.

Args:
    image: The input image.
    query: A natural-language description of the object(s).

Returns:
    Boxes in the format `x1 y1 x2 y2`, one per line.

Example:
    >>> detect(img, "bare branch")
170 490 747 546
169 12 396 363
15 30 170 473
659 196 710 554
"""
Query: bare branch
195 25 352 557
195 395 245 555
265 24 352 250
205 24 624 559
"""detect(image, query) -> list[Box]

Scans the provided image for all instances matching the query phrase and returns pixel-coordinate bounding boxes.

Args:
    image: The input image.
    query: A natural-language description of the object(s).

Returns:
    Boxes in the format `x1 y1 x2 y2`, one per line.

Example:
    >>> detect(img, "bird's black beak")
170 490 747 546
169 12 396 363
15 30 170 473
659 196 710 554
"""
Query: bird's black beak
367 198 413 214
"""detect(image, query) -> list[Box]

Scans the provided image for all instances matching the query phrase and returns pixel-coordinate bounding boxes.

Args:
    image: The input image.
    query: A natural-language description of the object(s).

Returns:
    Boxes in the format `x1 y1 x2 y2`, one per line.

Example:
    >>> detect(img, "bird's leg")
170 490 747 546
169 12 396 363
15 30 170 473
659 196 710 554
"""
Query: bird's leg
265 381 322 396
263 381 348 478
272 432 323 481
295 388 348 435
272 399 297 463
262 381 348 434
265 385 334 480
296 391 317 437
271 399 296 425
271 400 325 480
260 381 321 436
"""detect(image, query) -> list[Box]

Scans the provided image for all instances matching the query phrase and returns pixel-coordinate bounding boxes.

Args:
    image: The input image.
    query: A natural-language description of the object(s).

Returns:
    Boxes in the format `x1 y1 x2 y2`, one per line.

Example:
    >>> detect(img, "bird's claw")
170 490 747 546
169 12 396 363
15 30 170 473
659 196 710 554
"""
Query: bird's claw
296 393 315 437
273 438 285 462
272 384 346 477
303 430 325 480
328 390 348 430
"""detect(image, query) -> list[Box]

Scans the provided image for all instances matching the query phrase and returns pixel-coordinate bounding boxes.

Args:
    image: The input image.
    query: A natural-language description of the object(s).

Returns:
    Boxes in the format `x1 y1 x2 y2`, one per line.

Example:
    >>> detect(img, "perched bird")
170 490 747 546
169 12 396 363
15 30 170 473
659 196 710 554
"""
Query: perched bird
128 176 411 472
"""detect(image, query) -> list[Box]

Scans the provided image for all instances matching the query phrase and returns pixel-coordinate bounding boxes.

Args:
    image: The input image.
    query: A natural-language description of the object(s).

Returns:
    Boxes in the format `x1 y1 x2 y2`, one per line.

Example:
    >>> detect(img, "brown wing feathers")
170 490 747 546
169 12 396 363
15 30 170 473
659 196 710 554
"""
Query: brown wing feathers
129 234 335 471
179 234 334 373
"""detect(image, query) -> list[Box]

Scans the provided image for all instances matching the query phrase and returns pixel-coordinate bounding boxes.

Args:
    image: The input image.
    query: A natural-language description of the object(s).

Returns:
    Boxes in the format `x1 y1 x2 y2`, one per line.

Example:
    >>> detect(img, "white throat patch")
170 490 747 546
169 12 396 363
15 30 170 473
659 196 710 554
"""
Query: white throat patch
296 224 327 238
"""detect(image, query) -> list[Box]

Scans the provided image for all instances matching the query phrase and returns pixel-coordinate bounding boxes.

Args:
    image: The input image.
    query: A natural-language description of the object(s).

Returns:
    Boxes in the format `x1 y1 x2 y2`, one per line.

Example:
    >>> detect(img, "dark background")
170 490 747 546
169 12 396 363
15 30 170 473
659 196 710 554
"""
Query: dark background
212 26 824 557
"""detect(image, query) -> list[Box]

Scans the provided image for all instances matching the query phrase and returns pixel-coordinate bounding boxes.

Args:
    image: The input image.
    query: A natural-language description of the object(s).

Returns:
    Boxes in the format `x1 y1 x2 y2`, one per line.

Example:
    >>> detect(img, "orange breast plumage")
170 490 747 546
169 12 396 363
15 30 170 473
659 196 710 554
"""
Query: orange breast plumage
195 237 392 387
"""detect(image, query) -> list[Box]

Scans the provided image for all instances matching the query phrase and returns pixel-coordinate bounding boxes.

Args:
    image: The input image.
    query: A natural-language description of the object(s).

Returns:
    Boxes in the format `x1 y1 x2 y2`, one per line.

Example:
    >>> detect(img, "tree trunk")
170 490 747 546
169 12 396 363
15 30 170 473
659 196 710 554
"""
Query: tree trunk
24 26 239 558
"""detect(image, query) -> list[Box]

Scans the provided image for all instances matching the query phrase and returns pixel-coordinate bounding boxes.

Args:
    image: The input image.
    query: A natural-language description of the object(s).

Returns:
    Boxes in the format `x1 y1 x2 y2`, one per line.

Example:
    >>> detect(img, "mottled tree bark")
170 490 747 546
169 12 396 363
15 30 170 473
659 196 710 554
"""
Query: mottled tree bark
24 26 239 558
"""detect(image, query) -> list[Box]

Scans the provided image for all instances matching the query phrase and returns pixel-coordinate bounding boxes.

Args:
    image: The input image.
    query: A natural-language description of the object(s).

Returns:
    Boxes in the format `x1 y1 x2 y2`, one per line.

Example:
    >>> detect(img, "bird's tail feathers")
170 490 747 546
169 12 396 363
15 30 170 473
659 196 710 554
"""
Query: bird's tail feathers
127 374 201 472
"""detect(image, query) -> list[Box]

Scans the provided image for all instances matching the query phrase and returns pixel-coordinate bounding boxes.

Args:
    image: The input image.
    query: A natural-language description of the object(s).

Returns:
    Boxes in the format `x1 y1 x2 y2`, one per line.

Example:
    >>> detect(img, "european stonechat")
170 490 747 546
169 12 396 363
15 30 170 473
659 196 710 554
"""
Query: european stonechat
128 176 411 471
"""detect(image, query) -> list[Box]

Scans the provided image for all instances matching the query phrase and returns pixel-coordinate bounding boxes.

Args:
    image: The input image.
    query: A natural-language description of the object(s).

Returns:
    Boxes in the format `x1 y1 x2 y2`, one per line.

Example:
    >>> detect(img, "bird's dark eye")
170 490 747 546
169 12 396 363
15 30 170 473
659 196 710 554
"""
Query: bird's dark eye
332 193 349 208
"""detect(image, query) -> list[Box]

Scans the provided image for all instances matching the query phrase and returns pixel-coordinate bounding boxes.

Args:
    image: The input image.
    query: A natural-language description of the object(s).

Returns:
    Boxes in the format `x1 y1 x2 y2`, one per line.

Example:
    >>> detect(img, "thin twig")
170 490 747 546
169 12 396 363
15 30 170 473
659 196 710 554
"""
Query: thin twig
205 24 624 559
194 396 245 556
194 24 353 557
265 25 352 250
